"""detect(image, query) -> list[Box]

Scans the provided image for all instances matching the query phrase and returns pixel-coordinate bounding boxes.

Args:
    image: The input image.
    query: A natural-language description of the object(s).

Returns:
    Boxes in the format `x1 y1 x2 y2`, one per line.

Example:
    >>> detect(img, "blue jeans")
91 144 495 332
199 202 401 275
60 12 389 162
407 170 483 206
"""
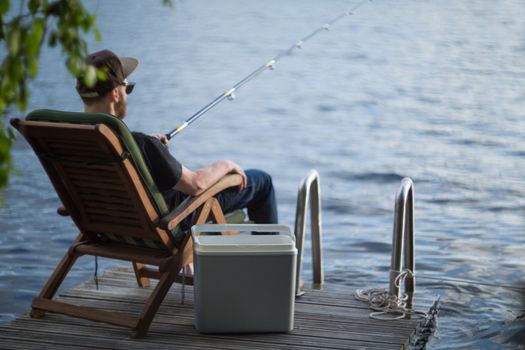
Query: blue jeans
178 169 278 231
215 169 278 224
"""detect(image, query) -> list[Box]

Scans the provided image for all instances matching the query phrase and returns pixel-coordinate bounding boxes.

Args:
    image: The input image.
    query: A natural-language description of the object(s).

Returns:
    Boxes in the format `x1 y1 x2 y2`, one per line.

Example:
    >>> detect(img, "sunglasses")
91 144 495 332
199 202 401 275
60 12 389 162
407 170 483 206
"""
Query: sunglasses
120 79 135 95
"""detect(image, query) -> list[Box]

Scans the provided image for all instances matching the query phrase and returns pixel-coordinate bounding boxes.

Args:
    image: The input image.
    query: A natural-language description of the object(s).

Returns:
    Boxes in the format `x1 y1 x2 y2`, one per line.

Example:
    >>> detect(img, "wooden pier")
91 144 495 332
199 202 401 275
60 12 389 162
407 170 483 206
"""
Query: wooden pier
0 266 435 350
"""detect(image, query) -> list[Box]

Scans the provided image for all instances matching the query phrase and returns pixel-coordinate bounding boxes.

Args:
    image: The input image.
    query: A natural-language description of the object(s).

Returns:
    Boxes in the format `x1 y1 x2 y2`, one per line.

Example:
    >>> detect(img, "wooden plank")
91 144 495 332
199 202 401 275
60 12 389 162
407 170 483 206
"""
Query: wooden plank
61 292 414 335
0 337 85 350
0 266 433 350
69 277 425 327
60 287 420 332
3 314 401 350
76 274 432 324
0 323 380 350
52 296 414 346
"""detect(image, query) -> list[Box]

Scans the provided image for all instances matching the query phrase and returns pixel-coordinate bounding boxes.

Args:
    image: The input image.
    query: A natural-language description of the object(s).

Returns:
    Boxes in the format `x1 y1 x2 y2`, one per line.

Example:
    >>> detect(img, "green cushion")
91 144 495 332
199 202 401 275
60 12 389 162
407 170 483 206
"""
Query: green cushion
225 209 246 224
26 109 185 247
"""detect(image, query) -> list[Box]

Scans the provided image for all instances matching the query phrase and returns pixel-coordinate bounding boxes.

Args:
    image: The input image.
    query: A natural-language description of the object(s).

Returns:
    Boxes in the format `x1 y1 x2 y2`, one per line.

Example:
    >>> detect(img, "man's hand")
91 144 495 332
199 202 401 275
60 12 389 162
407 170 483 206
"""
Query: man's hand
176 160 248 196
151 133 169 145
227 160 248 190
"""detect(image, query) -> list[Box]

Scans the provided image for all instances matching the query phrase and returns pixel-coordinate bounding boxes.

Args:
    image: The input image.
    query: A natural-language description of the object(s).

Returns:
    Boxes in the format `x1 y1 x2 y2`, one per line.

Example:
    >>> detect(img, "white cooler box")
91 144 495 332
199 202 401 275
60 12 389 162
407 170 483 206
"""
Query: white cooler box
192 224 297 333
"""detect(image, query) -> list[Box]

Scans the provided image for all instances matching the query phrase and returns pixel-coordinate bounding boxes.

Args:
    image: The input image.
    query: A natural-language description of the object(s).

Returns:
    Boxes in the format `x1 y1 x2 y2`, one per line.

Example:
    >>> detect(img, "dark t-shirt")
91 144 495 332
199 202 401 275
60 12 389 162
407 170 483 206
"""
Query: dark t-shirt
132 132 186 209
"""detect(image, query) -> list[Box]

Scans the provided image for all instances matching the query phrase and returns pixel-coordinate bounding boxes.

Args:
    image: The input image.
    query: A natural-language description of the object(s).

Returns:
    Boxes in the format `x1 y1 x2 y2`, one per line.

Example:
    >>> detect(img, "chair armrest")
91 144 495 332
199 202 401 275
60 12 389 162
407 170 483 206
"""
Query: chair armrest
158 174 242 230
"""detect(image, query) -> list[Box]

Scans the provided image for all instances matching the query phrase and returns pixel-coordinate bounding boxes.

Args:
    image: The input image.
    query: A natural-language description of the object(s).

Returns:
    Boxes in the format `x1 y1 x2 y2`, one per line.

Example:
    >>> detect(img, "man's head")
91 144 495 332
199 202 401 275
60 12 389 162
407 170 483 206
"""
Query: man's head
76 49 138 119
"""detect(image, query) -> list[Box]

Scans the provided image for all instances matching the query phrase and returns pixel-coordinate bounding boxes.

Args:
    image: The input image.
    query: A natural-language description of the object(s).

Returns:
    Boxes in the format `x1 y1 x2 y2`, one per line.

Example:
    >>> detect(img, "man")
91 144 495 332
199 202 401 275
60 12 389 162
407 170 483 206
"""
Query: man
76 50 278 230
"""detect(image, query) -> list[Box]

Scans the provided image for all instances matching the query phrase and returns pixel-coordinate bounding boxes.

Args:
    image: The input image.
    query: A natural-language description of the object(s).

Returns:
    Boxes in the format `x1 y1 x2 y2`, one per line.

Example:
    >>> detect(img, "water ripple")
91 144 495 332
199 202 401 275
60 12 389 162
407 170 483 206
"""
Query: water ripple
331 171 406 183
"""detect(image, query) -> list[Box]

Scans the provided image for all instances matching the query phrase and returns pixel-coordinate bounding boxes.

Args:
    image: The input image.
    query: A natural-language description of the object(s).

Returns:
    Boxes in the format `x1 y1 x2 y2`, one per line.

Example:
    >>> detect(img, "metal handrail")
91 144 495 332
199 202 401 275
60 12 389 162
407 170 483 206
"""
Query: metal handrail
294 170 323 297
389 177 416 305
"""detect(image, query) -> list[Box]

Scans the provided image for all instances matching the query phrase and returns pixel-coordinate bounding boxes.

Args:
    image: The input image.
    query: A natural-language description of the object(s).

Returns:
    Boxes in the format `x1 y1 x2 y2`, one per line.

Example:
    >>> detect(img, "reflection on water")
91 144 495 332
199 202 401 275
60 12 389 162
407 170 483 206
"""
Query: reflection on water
1 0 524 348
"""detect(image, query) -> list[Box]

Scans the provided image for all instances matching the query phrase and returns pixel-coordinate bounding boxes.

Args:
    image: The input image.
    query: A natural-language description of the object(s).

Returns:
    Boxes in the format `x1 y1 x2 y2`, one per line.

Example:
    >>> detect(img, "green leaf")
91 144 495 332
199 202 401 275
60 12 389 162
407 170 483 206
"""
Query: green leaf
94 28 102 41
83 65 96 87
0 0 9 16
81 14 95 32
28 0 40 14
9 58 23 81
27 19 45 56
1 73 11 91
28 57 38 78
0 125 13 193
0 128 13 152
8 29 21 55
96 66 108 81
67 27 77 39
67 56 79 75
16 83 28 110
6 127 16 141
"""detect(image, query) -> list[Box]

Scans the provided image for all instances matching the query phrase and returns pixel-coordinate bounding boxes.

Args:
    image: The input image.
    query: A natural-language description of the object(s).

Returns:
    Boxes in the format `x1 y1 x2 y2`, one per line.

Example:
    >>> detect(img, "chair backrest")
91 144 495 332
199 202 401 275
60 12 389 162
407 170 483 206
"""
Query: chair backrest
13 109 184 249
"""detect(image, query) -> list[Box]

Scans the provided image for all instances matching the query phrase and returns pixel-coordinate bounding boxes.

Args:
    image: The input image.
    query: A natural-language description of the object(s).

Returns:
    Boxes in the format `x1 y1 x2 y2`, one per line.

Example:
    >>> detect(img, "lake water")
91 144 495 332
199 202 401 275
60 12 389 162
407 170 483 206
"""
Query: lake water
1 0 524 348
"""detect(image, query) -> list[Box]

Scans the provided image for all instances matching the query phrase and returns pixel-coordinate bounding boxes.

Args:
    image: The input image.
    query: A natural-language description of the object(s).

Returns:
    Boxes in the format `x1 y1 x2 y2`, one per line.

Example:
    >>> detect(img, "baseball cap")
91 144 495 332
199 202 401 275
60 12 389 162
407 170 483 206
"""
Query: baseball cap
76 49 138 98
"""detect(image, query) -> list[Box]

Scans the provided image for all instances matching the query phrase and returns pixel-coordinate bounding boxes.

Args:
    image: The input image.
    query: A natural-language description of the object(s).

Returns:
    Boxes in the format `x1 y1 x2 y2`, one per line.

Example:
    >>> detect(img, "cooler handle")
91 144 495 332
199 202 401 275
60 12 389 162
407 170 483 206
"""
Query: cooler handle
191 224 294 241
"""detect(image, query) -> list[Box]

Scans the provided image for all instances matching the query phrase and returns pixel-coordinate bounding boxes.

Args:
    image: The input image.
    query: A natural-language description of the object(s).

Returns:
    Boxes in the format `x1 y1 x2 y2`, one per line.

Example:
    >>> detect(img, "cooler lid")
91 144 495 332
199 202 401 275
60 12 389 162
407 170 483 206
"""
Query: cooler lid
193 234 297 254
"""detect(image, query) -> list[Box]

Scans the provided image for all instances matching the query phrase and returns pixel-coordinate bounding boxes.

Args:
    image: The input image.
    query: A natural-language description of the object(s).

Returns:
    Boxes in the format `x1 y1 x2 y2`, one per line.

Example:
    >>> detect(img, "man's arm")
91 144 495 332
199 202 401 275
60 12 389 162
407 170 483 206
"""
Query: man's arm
149 133 246 196
175 160 248 196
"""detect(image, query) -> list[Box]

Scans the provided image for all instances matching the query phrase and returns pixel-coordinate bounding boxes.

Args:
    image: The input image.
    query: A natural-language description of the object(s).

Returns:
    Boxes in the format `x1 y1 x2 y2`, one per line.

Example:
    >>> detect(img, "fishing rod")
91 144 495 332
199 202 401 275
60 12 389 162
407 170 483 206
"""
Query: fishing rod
165 0 371 140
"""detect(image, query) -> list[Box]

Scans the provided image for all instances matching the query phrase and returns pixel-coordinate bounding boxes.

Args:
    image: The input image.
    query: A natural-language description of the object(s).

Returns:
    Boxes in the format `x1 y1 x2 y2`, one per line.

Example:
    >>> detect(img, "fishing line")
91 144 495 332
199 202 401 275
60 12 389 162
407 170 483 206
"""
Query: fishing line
166 0 372 139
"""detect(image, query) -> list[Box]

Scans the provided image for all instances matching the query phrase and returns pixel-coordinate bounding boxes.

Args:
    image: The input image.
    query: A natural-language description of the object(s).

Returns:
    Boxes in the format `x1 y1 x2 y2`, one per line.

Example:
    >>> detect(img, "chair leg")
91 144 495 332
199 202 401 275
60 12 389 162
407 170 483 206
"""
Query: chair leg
181 199 213 266
132 262 151 288
133 257 182 338
31 234 83 318
196 198 213 224
209 198 226 224
181 197 235 266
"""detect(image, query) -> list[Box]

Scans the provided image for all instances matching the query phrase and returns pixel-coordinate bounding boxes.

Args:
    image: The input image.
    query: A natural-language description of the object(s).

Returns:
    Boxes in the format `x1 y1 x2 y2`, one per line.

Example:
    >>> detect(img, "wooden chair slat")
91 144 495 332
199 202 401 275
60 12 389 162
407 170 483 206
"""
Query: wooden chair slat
76 187 130 198
32 298 137 328
63 171 118 180
78 193 135 206
70 179 128 192
83 206 139 220
86 213 142 226
66 172 119 182
61 163 117 172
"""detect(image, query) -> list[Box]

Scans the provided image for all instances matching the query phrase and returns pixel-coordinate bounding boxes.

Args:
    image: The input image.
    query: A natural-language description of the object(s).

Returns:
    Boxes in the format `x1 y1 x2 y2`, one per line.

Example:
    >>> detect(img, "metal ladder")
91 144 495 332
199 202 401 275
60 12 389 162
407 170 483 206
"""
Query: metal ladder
293 172 416 301
389 177 416 307
294 170 323 297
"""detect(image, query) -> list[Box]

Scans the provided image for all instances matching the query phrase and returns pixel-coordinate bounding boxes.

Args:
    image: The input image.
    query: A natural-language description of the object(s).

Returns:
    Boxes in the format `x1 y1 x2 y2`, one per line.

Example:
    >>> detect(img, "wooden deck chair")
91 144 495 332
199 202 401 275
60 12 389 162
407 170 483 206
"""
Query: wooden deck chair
10 109 243 337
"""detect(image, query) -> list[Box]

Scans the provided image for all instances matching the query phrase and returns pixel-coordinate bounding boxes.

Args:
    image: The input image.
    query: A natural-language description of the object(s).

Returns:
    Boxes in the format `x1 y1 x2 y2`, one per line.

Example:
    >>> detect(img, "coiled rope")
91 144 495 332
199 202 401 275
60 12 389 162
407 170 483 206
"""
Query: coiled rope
355 269 430 320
